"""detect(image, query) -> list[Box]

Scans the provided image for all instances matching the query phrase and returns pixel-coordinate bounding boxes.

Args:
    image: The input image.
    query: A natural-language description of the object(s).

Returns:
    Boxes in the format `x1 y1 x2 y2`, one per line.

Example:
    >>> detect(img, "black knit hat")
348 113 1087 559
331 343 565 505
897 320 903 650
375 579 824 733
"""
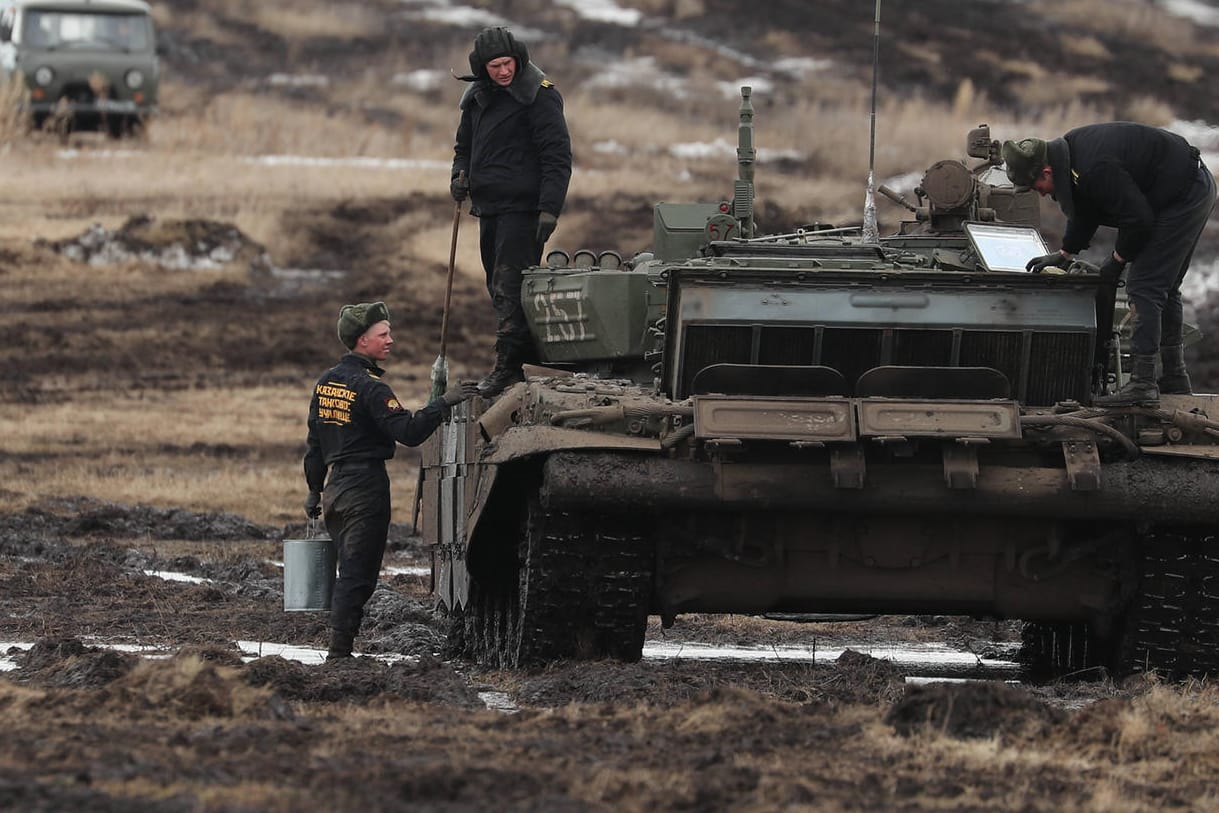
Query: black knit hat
468 26 529 77
337 301 390 349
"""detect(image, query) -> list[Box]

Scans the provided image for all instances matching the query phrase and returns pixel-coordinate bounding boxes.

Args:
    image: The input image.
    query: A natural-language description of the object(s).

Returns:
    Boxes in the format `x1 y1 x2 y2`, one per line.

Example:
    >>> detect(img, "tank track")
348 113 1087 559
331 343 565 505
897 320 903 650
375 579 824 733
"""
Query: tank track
1116 526 1219 679
457 496 653 668
1021 526 1219 680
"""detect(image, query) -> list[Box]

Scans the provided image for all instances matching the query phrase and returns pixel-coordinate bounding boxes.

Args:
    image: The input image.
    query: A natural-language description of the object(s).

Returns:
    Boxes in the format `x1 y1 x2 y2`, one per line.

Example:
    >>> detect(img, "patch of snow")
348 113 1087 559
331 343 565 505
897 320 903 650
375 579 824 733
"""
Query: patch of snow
0 642 34 672
144 569 209 585
400 0 508 28
773 57 834 79
717 77 774 98
1167 118 1219 168
57 148 139 160
591 139 628 155
392 69 450 93
383 565 430 577
668 137 805 164
581 55 689 97
1159 0 1219 26
652 26 766 71
243 155 451 171
270 267 347 281
477 690 519 713
554 0 642 26
267 73 328 87
1182 254 1219 306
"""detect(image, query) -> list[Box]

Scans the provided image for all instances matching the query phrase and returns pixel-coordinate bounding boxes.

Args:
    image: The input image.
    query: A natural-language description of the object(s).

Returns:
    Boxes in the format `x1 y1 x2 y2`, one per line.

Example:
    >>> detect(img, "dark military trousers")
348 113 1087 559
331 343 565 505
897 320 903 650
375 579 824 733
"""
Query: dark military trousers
322 462 391 637
479 211 544 363
1125 161 1217 356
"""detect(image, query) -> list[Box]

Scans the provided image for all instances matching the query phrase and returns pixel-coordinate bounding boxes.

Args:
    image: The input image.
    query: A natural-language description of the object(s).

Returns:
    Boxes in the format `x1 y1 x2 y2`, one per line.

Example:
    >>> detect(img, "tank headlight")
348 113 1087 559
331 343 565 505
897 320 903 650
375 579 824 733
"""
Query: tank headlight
33 66 54 86
125 69 144 89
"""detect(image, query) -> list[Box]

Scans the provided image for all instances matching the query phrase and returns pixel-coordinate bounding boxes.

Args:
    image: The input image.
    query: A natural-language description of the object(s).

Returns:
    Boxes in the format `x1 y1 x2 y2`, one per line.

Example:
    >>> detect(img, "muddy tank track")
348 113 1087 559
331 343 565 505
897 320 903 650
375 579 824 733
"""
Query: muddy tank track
456 495 654 668
1116 526 1219 679
1022 525 1219 679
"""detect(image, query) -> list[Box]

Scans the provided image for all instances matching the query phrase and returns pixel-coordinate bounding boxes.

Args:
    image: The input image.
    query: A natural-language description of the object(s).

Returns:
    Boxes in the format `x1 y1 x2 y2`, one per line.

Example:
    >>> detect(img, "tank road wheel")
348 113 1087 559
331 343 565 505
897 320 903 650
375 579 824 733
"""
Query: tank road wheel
506 494 653 667
1113 526 1219 679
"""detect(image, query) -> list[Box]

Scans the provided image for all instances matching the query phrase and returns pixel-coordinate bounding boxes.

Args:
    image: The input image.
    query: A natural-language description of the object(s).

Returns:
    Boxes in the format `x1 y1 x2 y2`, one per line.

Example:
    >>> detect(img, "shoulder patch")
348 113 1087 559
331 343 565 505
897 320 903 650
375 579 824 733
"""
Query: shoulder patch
385 397 404 412
541 78 554 88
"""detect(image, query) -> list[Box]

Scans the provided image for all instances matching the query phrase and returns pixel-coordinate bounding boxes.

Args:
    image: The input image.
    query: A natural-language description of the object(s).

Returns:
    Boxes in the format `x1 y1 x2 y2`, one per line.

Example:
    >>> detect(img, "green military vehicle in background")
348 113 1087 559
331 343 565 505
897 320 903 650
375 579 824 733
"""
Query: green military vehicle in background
421 88 1219 680
0 0 159 137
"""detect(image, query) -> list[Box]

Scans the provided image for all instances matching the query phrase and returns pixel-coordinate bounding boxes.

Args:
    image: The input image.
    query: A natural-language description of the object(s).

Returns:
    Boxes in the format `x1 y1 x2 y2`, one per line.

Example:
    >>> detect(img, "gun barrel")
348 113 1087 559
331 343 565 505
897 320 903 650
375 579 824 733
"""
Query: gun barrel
878 184 917 212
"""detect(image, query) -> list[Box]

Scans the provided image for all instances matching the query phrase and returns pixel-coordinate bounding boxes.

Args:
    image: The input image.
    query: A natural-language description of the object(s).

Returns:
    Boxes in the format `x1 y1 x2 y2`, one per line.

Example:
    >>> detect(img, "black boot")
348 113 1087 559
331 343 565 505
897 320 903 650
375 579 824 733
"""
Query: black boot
326 628 354 661
1095 353 1160 407
1158 344 1192 395
477 347 524 397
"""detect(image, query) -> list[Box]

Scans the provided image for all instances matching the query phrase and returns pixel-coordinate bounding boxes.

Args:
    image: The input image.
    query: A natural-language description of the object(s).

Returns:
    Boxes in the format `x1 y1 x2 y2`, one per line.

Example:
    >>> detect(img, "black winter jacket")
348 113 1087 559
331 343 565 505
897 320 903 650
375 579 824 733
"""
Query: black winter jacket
451 68 572 218
1053 122 1199 261
303 353 446 493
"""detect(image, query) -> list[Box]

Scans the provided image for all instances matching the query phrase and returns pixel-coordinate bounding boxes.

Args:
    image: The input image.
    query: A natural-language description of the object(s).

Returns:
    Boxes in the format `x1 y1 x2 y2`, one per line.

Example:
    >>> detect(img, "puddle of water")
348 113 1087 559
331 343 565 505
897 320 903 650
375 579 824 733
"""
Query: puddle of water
0 638 410 671
642 640 1020 680
265 560 428 578
237 640 329 666
234 640 411 666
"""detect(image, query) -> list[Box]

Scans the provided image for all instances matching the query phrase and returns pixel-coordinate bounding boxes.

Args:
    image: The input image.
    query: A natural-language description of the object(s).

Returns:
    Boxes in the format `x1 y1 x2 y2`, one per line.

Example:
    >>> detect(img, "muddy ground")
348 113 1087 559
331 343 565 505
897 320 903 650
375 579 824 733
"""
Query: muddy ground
4 160 1219 813
4 500 1219 812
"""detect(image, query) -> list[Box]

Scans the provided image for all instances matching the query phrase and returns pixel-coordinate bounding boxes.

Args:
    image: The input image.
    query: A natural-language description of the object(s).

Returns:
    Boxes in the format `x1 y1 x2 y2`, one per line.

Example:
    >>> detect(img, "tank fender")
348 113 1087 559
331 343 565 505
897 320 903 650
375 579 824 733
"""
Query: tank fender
477 384 527 441
485 425 661 464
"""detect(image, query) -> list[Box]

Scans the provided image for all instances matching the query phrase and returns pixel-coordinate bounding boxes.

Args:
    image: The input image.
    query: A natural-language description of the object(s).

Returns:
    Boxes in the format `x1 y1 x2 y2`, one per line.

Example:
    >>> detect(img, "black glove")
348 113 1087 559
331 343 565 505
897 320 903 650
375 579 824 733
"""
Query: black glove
442 380 481 406
450 174 469 202
536 212 558 245
304 491 322 519
1026 252 1067 274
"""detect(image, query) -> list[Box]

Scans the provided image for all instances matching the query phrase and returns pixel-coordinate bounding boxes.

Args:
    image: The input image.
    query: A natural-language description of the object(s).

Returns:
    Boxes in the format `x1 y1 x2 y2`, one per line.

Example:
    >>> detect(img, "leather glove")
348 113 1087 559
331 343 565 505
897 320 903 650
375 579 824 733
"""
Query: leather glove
1098 256 1126 285
304 491 322 519
442 380 481 406
536 211 558 245
1026 252 1068 274
450 174 469 202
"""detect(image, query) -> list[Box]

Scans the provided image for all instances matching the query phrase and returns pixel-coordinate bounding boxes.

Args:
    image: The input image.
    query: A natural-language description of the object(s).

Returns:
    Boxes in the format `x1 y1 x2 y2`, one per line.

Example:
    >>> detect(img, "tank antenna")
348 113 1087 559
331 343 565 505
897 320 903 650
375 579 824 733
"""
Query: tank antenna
861 0 882 244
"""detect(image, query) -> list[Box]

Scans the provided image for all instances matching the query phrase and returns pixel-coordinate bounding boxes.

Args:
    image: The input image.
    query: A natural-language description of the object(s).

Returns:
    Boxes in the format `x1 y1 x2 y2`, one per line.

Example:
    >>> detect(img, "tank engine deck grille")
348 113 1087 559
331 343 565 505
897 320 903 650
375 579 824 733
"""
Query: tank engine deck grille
681 324 1091 406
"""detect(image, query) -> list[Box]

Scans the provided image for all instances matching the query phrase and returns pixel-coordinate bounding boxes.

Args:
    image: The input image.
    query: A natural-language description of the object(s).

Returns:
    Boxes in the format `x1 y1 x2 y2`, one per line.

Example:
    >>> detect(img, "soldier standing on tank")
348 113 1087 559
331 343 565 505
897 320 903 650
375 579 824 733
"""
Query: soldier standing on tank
303 301 478 660
450 26 573 397
1003 123 1216 406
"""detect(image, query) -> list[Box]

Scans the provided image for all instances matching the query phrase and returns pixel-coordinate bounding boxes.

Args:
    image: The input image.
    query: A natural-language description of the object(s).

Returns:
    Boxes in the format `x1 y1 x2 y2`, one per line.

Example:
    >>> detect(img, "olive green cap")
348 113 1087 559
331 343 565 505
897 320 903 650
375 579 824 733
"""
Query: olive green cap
1000 138 1048 191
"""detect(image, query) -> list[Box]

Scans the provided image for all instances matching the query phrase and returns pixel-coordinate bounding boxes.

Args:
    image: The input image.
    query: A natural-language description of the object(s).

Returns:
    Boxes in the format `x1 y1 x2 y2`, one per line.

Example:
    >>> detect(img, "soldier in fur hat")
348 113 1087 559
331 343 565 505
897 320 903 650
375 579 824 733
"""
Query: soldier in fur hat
303 302 478 660
450 26 572 396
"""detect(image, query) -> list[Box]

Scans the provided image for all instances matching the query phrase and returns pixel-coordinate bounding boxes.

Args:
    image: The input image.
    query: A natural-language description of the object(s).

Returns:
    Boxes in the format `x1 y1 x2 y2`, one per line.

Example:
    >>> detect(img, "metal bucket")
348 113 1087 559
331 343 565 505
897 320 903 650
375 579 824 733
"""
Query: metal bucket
283 527 336 612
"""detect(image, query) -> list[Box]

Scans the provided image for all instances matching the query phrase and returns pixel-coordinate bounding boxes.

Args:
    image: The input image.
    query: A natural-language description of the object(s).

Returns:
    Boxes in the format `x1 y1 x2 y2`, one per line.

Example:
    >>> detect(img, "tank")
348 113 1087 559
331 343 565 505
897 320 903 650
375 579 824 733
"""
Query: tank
420 88 1219 679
